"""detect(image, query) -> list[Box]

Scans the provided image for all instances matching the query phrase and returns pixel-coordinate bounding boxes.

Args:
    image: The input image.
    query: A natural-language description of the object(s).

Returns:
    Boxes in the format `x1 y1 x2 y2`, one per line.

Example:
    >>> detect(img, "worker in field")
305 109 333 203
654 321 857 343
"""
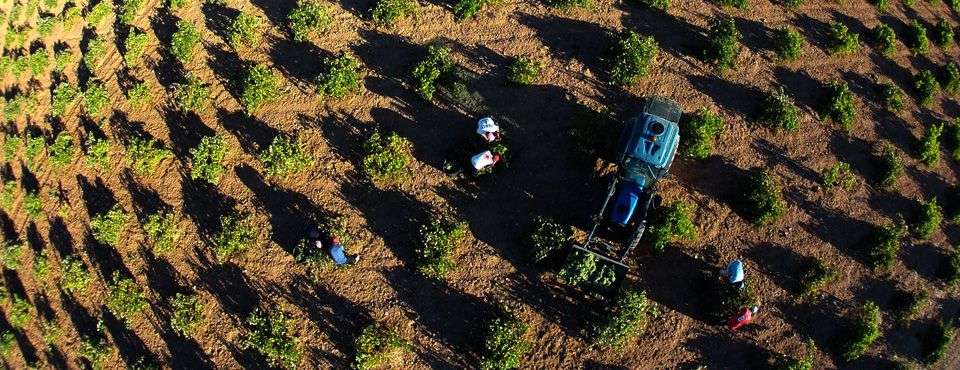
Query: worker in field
308 229 359 266
727 305 759 331
443 116 505 177
726 259 746 290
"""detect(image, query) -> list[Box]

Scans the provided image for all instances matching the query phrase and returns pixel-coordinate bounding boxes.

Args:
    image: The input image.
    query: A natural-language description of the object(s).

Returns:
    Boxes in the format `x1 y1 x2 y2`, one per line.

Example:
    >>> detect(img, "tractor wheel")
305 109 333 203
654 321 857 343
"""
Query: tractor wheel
627 223 645 252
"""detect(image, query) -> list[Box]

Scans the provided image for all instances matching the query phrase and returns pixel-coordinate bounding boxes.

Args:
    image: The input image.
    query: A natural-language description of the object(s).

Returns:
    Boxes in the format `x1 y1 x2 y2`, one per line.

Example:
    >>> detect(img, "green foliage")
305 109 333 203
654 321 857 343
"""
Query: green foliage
170 293 203 336
25 132 46 169
190 134 229 184
417 216 467 279
760 87 801 131
316 54 362 99
868 219 906 270
527 216 571 262
0 241 22 270
682 108 724 159
822 161 856 190
49 132 75 169
776 340 816 370
51 82 80 117
59 255 92 294
173 74 209 112
480 309 530 370
144 211 181 255
86 1 113 27
594 288 657 349
3 135 20 161
33 251 50 282
168 0 189 9
647 200 697 252
0 181 15 211
0 331 13 358
106 272 148 322
40 318 62 347
244 309 302 370
353 324 409 370
214 214 255 261
507 56 542 86
912 197 942 239
947 249 960 286
635 0 669 10
941 62 960 95
241 63 282 113
542 0 590 9
827 22 859 55
919 121 943 166
37 15 56 37
923 320 954 364
558 250 617 288
908 20 929 55
78 336 112 370
872 0 890 10
171 20 200 63
126 136 171 175
821 80 857 130
83 35 107 70
932 19 954 49
362 131 413 183
610 31 659 85
54 49 76 73
798 258 838 298
229 12 263 48
412 45 454 101
773 26 803 61
898 289 929 323
90 204 129 246
371 0 415 25
83 81 109 117
120 0 145 24
842 301 881 362
453 0 490 20
29 50 49 76
914 70 940 107
746 170 786 226
880 81 906 112
126 82 151 108
260 135 313 178
873 23 897 56
85 134 111 170
288 0 332 42
123 29 149 66
714 0 748 9
24 191 43 220
704 17 741 72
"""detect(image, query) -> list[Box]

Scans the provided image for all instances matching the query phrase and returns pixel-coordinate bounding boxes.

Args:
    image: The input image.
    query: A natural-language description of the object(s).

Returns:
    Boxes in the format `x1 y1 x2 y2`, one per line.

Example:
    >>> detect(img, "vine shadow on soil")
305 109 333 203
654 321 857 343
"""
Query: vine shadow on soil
687 74 765 121
235 164 328 254
776 294 852 364
217 108 280 156
792 195 875 268
743 242 806 295
101 310 158 369
680 330 774 369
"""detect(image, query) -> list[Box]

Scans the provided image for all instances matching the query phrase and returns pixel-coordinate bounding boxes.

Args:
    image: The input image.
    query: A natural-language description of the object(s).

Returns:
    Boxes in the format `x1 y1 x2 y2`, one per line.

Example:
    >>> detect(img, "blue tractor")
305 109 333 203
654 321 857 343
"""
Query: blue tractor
573 96 682 269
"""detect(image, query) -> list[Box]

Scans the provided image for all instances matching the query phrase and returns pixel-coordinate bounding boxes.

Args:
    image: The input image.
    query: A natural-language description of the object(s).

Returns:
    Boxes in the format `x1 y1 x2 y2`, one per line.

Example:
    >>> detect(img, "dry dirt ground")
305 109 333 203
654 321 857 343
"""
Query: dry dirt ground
1 0 960 368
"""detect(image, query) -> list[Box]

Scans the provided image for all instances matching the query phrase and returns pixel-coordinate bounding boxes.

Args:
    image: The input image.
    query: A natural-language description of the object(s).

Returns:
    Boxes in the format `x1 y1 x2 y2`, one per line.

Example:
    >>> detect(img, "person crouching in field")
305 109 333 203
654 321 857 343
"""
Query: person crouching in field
308 229 359 266
443 116 507 178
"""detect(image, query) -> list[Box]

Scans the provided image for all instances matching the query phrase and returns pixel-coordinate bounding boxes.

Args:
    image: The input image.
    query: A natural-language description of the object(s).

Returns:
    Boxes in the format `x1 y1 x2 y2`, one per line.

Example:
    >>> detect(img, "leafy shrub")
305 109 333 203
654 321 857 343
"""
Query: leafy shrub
773 26 803 61
362 131 413 183
120 0 144 24
171 20 200 63
60 255 92 293
947 249 960 286
873 23 897 56
453 0 490 20
0 332 13 358
168 0 189 9
775 340 816 370
86 1 113 27
173 74 209 112
868 219 906 270
106 272 148 322
25 132 46 169
127 136 172 175
878 143 903 189
214 214 255 261
682 108 724 159
85 134 111 170
123 29 149 66
288 0 332 42
8 295 31 329
542 0 590 9
914 70 940 107
91 204 129 246
229 12 263 48
897 289 929 323
941 62 960 95
923 320 954 365
919 121 943 166
714 0 748 9
636 0 669 10
353 324 409 370
412 45 455 101
0 241 22 270
170 293 203 336
798 258 838 298
760 87 801 131
244 309 302 369
872 0 890 11
879 81 906 112
507 56 542 86
647 200 697 252
190 134 229 184
821 80 857 130
594 288 657 349
828 22 859 55
822 161 856 189
558 250 617 288
78 336 112 370
842 301 881 361
40 318 62 347
417 216 467 279
144 211 182 255
480 309 530 370
912 198 942 239
704 17 741 72
371 0 415 25
29 50 49 76
745 170 786 226
127 82 152 108
241 63 282 113
49 132 75 169
37 15 56 37
51 82 80 117
24 191 43 219
2 135 20 161
316 54 362 99
83 35 107 70
908 20 929 55
527 216 571 262
932 19 954 49
260 135 313 178
83 81 109 117
610 31 659 85
0 181 15 210
33 250 50 282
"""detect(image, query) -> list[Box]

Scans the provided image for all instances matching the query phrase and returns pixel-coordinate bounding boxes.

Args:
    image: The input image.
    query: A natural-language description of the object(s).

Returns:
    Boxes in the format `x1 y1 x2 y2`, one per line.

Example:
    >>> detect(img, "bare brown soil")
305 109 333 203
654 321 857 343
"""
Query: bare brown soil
1 0 960 369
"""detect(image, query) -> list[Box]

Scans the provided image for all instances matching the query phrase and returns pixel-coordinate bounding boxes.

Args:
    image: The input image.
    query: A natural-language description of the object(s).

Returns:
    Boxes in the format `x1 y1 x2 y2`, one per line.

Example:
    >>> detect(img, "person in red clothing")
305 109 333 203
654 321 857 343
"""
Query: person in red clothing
727 306 759 330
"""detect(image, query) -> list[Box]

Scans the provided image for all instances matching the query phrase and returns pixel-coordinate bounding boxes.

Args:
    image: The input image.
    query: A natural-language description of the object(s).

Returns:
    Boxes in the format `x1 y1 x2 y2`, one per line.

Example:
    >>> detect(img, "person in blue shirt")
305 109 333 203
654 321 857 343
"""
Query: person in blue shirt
308 230 359 265
726 259 745 290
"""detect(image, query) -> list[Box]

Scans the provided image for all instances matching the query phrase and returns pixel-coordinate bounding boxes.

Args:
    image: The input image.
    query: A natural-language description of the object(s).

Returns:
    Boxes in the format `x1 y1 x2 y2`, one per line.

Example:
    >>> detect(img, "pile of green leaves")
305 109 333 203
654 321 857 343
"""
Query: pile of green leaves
59 255 92 294
173 74 210 112
610 30 659 85
682 108 724 159
83 81 109 117
229 12 263 48
85 134 111 170
417 216 467 279
879 81 905 112
362 131 413 183
704 17 741 72
49 132 75 169
124 29 150 67
51 82 80 117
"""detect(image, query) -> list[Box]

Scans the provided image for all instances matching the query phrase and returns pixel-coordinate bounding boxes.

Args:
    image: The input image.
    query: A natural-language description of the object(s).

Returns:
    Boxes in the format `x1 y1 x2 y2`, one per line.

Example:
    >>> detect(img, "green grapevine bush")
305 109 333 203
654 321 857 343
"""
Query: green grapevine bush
610 30 659 85
241 63 282 113
90 204 129 246
106 272 148 322
594 288 657 349
362 131 413 183
417 216 467 279
144 211 182 255
526 216 571 262
170 293 203 336
317 54 362 99
868 219 906 270
229 12 263 48
507 56 542 86
873 23 897 56
821 80 857 130
190 134 229 184
288 0 332 42
842 301 881 361
126 136 171 175
919 121 943 166
761 87 801 131
773 26 803 61
704 17 741 72
171 20 200 63
260 135 313 178
647 200 697 252
745 170 785 226
353 324 409 370
480 308 530 370
828 22 859 55
214 214 255 261
243 309 302 369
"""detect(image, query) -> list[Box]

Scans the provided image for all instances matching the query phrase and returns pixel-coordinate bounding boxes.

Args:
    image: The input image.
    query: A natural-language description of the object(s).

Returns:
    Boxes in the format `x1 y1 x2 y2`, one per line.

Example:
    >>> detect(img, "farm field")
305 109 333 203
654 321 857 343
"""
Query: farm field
0 0 960 368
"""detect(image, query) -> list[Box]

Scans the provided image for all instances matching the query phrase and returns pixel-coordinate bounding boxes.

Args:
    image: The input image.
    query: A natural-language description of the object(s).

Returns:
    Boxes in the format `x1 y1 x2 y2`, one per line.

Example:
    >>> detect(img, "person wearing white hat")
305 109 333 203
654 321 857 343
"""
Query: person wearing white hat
476 117 500 142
